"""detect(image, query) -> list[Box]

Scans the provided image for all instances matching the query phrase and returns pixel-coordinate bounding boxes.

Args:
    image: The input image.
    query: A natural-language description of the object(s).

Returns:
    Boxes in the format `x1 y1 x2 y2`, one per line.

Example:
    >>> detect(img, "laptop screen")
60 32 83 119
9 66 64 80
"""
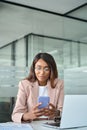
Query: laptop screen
60 95 87 128
43 95 87 129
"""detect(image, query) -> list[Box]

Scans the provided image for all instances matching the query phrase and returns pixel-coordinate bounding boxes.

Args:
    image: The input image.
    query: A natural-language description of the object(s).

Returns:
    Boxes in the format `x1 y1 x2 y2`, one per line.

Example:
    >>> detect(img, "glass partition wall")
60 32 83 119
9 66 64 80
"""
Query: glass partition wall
0 2 87 122
0 34 87 93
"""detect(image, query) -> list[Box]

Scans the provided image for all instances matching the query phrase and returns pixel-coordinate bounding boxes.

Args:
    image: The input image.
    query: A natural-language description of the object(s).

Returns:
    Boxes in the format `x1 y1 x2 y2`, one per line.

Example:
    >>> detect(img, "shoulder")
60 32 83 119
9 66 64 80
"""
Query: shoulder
18 79 33 90
18 79 38 89
18 79 35 96
19 79 31 86
18 79 31 86
54 78 64 88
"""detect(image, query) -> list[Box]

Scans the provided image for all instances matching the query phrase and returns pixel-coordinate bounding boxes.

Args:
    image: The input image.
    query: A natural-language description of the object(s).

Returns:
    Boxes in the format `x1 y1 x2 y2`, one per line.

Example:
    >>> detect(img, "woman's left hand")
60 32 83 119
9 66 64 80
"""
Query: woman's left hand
43 103 56 119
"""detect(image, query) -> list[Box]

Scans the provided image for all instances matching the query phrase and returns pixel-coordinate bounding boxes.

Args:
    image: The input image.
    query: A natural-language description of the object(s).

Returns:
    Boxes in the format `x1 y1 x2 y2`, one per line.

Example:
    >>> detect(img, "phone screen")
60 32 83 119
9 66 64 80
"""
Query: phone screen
38 96 50 109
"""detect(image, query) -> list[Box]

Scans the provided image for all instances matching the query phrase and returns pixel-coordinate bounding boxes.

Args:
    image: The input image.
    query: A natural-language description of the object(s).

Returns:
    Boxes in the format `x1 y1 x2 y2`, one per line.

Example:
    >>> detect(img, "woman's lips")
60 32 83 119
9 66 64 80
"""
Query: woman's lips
38 76 45 79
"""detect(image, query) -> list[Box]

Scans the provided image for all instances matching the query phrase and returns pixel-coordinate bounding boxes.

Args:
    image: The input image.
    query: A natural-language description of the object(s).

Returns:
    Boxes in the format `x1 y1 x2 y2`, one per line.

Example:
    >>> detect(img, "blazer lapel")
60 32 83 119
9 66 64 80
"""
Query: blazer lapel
47 80 56 104
31 81 39 105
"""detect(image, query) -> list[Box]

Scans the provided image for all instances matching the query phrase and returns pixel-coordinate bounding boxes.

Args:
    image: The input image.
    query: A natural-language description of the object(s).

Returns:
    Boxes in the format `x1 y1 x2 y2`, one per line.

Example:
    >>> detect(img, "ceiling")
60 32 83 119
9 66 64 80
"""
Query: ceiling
4 0 87 14
0 0 87 48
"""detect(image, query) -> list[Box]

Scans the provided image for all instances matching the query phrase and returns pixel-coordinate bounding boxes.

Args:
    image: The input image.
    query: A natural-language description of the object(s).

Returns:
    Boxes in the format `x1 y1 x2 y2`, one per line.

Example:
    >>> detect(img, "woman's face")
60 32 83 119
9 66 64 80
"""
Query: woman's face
35 59 50 86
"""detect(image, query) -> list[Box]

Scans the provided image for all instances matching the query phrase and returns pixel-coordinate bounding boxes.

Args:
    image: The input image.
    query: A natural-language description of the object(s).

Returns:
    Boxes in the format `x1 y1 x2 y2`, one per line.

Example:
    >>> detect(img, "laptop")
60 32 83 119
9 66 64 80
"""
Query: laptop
43 95 87 129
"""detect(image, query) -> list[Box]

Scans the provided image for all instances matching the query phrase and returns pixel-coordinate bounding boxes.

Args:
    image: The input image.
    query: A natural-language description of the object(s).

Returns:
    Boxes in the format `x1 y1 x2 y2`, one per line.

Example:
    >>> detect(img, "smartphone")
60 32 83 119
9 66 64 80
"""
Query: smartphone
38 96 50 109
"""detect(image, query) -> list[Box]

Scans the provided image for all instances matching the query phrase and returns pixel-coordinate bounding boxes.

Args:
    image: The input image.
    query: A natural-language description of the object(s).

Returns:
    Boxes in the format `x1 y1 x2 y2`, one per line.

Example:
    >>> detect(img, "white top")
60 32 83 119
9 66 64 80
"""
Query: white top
39 86 48 97
39 86 48 119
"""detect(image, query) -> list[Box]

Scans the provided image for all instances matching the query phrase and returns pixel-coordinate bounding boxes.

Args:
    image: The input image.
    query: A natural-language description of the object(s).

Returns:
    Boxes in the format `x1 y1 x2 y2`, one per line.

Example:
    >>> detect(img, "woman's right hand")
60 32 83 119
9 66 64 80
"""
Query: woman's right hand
22 103 45 122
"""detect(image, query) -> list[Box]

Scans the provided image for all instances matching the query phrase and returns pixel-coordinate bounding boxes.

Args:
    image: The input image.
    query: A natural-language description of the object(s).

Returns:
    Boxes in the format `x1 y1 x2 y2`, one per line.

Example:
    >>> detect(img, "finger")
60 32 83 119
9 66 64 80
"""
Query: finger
44 107 55 117
33 103 42 110
34 108 45 115
34 109 45 117
49 103 55 109
36 111 45 117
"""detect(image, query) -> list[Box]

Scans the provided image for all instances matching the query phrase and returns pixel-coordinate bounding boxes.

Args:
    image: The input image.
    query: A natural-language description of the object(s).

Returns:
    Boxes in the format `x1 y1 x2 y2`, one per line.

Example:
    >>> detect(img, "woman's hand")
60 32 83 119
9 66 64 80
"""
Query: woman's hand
43 103 57 119
43 103 61 122
22 103 45 121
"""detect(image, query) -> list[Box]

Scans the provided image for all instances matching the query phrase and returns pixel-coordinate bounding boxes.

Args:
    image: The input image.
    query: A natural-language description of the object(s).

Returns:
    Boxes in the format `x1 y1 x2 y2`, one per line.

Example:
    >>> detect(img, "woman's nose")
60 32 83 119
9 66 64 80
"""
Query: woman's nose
40 69 45 74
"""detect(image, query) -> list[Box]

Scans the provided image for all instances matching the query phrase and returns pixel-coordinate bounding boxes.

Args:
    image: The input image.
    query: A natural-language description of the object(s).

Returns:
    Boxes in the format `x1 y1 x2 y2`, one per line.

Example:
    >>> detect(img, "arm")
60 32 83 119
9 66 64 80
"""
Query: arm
57 80 64 112
11 81 28 123
11 80 46 122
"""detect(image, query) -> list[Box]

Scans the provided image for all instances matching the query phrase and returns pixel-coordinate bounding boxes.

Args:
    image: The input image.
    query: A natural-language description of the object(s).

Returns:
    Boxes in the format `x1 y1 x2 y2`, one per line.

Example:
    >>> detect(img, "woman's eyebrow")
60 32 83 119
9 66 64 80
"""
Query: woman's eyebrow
44 66 49 68
35 65 49 68
35 65 41 67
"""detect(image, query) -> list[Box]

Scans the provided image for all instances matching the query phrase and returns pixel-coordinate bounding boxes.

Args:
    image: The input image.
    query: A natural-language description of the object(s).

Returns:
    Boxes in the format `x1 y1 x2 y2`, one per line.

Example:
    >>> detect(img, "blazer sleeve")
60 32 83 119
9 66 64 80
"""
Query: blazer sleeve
56 80 64 112
11 80 29 123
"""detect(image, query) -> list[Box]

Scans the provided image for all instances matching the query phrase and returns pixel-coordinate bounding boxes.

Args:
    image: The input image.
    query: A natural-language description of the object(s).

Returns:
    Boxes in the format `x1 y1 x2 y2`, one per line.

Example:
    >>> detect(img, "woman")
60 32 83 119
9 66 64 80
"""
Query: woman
12 52 64 123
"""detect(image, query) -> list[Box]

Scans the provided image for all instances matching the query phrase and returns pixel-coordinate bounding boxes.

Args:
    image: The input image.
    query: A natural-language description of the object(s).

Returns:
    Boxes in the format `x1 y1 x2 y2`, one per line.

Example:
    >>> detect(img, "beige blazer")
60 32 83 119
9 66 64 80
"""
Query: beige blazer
12 78 64 123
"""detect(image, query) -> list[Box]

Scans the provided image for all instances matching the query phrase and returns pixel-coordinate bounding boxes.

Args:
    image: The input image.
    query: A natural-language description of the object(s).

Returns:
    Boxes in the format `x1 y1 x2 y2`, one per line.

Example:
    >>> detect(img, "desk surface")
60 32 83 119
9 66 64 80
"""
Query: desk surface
31 120 87 130
0 120 87 130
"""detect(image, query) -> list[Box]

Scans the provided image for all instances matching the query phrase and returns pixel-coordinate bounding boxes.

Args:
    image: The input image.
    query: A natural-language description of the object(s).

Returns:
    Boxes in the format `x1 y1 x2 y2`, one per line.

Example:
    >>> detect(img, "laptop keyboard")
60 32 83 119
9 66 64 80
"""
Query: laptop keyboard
44 121 60 127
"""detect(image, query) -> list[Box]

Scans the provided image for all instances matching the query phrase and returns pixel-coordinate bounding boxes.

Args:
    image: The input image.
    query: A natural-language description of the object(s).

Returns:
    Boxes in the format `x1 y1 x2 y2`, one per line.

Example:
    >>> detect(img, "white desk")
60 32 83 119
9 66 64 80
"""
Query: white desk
30 120 87 130
0 120 87 130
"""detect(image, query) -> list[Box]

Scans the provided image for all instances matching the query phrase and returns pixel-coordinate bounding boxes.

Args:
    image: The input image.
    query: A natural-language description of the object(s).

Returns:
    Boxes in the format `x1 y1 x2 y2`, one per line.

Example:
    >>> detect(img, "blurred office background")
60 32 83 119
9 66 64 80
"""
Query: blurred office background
0 0 87 122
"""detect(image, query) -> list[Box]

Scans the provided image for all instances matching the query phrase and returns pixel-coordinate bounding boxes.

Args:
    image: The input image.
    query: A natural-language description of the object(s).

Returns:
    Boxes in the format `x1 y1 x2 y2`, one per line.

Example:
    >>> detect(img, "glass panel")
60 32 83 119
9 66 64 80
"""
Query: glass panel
80 44 87 66
0 45 11 66
64 67 87 94
15 38 26 67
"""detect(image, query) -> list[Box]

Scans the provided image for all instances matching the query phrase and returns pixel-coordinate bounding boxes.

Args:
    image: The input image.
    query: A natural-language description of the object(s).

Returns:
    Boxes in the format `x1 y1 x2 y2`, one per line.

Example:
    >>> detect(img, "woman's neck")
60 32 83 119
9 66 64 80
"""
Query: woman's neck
38 81 47 86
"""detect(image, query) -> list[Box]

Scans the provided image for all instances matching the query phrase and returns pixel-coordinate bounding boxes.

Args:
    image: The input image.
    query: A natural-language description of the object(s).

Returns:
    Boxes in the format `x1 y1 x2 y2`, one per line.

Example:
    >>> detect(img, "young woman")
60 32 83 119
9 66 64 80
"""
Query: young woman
12 52 64 123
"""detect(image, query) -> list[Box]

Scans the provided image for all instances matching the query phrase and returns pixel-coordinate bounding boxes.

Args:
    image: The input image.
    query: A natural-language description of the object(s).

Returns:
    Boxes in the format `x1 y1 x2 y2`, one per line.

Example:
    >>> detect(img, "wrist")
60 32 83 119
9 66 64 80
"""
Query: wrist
54 110 61 123
55 110 60 116
22 113 32 122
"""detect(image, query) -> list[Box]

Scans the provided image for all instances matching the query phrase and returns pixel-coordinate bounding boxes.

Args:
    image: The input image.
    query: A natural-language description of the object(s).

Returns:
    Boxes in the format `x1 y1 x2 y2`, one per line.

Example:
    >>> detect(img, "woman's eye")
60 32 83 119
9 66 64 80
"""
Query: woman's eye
35 66 50 72
35 67 41 70
44 67 50 71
